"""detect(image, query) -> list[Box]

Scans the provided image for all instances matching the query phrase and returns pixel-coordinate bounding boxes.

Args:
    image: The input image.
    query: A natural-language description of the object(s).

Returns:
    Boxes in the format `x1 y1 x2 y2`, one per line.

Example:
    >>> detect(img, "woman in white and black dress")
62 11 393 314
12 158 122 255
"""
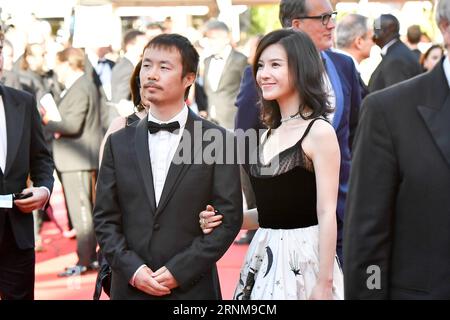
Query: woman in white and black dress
199 29 343 300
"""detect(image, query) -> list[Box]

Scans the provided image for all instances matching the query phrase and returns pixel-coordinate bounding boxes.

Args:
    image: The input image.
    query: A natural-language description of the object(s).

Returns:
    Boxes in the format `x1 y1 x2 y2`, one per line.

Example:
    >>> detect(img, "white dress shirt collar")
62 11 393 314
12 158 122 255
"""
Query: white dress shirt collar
333 48 360 73
148 104 189 128
214 45 232 61
64 71 84 91
381 38 398 56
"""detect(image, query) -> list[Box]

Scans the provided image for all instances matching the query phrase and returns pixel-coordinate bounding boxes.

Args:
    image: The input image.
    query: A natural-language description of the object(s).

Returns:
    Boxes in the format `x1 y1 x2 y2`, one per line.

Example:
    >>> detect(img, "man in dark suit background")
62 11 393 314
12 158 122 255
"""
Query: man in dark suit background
344 0 450 299
0 30 54 300
203 20 248 129
42 48 102 277
336 13 374 100
93 34 242 299
368 14 422 93
406 24 422 62
279 0 361 262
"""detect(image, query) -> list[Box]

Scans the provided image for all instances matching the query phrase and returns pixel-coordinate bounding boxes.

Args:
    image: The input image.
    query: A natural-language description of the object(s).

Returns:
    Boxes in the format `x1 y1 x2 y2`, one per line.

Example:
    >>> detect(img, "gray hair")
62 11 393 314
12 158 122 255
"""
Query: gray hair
436 0 450 25
336 14 369 49
279 0 309 28
204 19 230 33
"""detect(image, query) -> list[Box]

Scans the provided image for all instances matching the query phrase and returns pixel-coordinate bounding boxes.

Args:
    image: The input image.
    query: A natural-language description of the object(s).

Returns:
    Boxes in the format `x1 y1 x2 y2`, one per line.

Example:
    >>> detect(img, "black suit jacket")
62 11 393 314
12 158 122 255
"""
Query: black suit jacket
45 74 102 172
0 85 54 249
344 59 450 299
93 110 242 299
368 40 422 93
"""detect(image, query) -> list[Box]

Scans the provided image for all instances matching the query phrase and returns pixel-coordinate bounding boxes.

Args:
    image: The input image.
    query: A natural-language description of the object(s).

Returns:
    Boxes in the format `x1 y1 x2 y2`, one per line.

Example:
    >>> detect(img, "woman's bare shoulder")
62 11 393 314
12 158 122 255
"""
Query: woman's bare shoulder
308 119 336 141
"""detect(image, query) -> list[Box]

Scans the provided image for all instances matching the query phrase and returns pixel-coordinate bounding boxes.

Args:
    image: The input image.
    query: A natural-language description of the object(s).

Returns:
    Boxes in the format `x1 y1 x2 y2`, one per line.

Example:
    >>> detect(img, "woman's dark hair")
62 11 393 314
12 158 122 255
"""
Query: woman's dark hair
253 29 331 128
129 60 144 111
420 44 444 70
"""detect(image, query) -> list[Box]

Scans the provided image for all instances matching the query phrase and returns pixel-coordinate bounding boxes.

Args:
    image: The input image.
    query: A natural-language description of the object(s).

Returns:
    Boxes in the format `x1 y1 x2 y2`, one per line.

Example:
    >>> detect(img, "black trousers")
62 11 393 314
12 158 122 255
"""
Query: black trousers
0 213 35 300
60 171 97 266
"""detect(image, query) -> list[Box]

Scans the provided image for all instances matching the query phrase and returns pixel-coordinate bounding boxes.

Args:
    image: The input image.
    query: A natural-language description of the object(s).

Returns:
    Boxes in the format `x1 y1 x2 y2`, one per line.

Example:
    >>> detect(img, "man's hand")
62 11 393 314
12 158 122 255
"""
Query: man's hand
152 266 179 290
134 266 171 296
39 107 49 125
199 205 223 234
14 187 49 213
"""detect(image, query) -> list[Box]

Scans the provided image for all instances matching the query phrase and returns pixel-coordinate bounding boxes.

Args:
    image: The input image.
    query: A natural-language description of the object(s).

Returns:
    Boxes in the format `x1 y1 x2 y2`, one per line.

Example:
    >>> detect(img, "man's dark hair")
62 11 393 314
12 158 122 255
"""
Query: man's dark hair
380 14 400 37
279 0 309 28
407 25 422 44
123 29 145 49
144 33 199 100
253 29 331 128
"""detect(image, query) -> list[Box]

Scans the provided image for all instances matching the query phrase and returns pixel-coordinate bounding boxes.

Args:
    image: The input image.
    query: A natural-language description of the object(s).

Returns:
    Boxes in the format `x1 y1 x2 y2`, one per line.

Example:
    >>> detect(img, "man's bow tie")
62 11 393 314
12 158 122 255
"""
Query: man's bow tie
148 121 180 134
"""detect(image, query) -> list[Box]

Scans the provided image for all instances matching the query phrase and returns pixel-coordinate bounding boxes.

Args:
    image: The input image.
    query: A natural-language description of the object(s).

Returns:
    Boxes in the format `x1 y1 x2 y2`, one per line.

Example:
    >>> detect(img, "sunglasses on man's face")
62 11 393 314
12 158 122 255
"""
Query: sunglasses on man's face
296 11 338 26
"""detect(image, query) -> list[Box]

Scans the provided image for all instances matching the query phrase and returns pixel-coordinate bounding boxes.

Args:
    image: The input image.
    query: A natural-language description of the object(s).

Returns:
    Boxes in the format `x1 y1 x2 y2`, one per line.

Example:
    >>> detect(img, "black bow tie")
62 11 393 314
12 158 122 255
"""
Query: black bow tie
148 121 180 134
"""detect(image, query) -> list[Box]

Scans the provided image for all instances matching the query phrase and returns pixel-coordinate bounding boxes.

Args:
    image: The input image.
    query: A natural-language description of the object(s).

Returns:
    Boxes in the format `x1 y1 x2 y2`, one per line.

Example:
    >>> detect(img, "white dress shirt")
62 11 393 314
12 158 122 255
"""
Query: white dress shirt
148 105 188 206
323 72 336 124
207 45 232 92
333 48 361 73
130 104 189 286
443 56 450 88
207 45 232 120
0 96 7 173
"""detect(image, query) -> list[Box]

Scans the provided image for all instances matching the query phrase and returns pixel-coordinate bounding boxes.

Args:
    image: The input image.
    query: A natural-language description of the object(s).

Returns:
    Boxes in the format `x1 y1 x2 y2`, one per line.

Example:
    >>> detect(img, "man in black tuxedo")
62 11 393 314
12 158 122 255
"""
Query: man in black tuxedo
368 14 422 93
42 48 102 277
93 34 242 299
0 31 54 300
344 0 450 299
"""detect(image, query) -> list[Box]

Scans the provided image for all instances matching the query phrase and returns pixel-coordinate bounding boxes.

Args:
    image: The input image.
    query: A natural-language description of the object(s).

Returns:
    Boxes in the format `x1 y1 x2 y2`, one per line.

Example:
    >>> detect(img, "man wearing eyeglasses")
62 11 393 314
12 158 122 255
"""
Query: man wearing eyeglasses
279 0 361 264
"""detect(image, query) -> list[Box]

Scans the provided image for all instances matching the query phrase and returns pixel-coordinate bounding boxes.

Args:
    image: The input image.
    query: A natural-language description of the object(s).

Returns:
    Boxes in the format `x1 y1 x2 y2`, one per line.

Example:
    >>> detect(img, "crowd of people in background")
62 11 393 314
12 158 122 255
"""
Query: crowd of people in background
0 0 449 301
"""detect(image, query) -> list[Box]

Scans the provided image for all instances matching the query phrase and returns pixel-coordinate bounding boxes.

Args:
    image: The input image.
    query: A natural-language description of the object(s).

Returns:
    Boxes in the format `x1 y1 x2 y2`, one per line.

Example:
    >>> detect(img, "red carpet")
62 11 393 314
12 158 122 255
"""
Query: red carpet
35 222 248 300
